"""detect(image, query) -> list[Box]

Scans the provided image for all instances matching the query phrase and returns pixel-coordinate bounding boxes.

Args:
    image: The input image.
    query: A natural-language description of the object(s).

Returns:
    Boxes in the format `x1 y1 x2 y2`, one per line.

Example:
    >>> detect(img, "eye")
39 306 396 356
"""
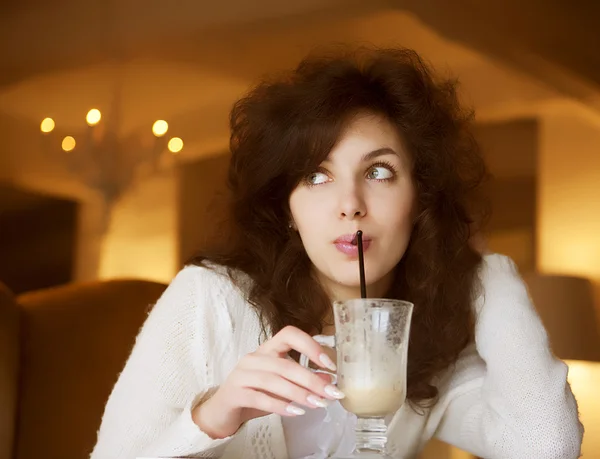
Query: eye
367 164 395 180
305 171 329 186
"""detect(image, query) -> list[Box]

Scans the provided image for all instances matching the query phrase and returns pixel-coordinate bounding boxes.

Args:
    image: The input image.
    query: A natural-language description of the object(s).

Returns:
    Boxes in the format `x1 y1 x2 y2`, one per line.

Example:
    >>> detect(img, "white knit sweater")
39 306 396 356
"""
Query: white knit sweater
90 254 583 459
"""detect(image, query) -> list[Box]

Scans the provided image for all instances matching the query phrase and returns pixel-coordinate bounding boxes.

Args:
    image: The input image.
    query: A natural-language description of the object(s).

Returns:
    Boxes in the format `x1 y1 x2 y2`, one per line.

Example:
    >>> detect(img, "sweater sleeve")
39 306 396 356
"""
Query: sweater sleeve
432 254 584 459
90 265 238 459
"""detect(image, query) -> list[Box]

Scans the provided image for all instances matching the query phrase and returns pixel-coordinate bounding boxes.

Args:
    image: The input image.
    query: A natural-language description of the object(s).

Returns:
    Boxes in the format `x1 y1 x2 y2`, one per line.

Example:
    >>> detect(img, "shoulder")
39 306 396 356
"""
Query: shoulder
473 253 527 307
434 255 528 396
478 252 520 277
151 262 254 325
472 253 547 341
175 262 260 329
173 262 252 298
174 263 266 354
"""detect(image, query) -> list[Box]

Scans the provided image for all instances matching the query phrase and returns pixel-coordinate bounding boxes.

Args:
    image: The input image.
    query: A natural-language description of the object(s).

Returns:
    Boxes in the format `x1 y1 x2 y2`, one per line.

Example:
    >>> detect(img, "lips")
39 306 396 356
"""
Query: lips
333 233 372 257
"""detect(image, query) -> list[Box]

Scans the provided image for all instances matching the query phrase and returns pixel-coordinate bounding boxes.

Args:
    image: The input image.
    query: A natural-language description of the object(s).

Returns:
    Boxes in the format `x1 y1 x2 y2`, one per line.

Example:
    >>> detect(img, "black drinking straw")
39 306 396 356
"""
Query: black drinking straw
356 230 367 298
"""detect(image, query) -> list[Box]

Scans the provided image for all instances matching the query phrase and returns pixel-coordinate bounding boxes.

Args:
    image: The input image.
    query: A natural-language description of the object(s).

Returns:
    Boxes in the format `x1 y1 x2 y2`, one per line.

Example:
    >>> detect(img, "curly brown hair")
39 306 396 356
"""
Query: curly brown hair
192 46 489 410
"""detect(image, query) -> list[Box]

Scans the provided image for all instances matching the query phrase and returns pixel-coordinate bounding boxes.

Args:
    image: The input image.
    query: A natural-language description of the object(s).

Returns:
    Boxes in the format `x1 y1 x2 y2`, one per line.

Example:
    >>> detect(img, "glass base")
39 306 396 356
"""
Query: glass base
329 453 393 459
330 416 392 458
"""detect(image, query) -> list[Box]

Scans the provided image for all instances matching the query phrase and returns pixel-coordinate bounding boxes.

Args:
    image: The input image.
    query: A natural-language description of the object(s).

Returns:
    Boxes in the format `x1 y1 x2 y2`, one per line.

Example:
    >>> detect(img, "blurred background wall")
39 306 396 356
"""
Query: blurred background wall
1 1 599 457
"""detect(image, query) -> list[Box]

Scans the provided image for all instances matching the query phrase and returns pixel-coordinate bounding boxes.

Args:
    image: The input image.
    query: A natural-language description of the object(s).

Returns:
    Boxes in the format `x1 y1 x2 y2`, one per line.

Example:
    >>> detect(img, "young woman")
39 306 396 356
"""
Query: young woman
91 47 583 459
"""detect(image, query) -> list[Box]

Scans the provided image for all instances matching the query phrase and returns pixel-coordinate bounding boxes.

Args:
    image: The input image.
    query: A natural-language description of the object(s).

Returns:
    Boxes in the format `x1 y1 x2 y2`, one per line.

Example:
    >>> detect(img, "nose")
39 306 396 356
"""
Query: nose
338 183 367 220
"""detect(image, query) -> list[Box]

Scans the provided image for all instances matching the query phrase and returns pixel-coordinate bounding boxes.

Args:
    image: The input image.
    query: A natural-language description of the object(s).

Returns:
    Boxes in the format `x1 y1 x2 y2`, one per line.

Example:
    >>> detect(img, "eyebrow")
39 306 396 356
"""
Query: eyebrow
361 147 399 162
323 147 400 164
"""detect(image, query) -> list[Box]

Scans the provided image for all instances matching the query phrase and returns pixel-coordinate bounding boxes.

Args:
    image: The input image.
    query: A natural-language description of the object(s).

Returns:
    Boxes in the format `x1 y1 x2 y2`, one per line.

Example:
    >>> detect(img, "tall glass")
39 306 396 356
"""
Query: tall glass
301 298 413 458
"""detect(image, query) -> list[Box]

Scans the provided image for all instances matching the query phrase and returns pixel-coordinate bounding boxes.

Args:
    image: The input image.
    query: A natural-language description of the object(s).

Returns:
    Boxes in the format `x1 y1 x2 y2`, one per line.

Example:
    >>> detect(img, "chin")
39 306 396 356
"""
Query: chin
333 276 363 289
331 267 388 291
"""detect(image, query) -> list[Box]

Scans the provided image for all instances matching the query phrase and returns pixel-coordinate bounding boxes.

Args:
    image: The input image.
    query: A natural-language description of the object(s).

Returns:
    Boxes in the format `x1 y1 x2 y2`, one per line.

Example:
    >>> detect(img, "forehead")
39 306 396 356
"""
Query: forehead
325 113 406 163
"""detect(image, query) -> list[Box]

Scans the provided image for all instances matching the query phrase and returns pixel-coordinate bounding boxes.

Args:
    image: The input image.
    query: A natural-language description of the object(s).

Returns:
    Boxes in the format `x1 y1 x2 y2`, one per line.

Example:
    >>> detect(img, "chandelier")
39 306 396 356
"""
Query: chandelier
39 107 184 207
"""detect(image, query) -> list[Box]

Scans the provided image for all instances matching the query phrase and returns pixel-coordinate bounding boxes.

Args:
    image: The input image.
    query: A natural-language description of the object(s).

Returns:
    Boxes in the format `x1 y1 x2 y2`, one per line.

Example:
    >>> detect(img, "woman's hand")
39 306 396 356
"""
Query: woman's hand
191 326 344 439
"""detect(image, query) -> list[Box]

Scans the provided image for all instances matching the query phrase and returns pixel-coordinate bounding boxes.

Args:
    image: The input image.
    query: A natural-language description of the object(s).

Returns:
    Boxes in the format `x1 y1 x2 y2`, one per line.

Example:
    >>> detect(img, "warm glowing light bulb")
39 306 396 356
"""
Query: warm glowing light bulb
86 109 102 126
40 117 55 133
152 120 169 137
167 137 183 153
62 136 76 152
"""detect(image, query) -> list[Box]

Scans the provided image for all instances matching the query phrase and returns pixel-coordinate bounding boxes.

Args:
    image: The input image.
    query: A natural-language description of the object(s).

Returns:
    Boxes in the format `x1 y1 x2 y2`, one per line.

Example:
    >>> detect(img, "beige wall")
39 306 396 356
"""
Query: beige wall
567 361 600 458
538 106 600 459
473 119 538 271
90 150 230 284
177 152 230 265
96 171 178 283
538 108 600 288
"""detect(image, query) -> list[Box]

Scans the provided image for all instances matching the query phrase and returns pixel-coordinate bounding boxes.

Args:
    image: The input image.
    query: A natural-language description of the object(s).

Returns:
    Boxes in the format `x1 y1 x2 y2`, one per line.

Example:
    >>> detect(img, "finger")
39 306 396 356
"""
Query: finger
315 372 335 384
239 388 307 417
256 326 337 371
238 370 330 409
239 354 343 401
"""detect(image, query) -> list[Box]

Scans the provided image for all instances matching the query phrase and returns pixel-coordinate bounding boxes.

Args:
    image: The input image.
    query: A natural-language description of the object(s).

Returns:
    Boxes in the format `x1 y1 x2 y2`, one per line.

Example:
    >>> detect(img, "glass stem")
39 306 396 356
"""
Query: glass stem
354 416 388 454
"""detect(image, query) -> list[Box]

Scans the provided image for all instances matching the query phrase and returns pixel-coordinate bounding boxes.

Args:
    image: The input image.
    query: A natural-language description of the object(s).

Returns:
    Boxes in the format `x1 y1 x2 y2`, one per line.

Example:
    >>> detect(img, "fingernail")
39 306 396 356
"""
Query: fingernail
286 405 306 416
319 353 337 371
307 395 329 408
324 385 345 399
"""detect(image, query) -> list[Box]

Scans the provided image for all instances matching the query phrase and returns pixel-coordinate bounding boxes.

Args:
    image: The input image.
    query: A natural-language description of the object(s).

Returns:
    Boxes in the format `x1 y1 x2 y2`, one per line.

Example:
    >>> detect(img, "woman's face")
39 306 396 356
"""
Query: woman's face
289 113 416 300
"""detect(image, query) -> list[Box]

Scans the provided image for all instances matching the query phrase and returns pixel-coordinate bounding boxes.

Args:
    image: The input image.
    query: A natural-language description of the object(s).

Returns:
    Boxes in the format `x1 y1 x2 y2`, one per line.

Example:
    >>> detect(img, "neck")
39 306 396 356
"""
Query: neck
319 270 395 303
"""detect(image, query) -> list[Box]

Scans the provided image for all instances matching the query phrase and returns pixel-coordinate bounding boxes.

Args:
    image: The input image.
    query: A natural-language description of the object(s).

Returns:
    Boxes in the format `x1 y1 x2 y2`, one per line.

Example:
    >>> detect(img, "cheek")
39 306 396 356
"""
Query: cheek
289 192 305 227
375 192 415 231
290 192 330 231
